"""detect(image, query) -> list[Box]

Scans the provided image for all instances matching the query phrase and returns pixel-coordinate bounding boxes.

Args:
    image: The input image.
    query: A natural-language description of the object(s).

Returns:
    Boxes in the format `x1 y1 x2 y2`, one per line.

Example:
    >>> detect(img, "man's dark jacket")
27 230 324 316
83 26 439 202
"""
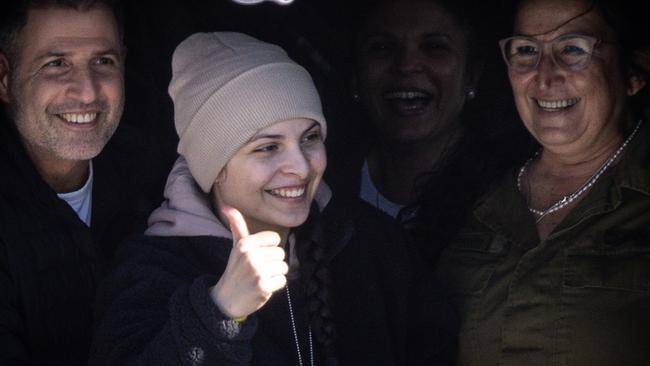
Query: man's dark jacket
0 119 169 366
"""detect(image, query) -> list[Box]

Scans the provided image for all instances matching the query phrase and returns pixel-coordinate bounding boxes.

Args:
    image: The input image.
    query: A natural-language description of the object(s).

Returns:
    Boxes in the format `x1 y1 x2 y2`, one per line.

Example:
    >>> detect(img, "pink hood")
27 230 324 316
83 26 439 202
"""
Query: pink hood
146 156 332 237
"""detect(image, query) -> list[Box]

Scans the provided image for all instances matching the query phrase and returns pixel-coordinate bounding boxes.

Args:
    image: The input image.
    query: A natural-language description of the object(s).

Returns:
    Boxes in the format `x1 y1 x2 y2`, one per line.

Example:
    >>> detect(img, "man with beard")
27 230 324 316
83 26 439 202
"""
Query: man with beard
0 1 166 364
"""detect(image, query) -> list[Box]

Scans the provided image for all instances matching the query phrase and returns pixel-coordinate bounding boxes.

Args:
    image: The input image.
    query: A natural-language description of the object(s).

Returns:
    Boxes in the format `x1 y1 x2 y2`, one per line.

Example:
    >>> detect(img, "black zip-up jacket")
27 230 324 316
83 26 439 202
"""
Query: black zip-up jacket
0 120 168 366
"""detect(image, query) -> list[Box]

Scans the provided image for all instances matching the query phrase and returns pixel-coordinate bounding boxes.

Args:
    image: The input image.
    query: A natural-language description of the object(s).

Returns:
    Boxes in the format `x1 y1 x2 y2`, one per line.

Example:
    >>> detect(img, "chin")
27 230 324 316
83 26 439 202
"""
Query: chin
533 129 581 148
56 144 105 161
277 210 311 229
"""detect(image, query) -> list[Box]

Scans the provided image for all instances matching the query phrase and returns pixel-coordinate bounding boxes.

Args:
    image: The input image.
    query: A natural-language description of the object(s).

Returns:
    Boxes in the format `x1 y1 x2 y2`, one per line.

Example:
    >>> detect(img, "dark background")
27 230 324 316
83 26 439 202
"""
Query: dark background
120 0 522 162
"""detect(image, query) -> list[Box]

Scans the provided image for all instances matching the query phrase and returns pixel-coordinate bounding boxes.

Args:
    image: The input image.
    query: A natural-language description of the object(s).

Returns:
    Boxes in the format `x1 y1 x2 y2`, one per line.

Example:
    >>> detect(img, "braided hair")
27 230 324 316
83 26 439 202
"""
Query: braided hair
294 206 339 366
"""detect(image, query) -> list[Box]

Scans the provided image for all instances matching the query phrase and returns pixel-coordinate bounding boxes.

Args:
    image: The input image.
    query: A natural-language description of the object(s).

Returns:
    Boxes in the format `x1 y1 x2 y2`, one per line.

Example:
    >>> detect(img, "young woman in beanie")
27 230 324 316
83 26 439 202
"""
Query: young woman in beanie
90 32 456 366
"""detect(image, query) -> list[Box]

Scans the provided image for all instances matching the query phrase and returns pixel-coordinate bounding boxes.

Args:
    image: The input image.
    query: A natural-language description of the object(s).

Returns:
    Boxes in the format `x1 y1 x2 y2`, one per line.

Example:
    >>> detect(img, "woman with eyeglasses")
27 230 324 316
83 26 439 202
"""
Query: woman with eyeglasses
434 0 650 364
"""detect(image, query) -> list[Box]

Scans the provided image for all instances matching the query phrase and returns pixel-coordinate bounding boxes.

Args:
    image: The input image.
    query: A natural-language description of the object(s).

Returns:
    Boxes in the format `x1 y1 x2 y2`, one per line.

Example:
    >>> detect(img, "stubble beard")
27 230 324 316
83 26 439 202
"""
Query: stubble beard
8 76 124 162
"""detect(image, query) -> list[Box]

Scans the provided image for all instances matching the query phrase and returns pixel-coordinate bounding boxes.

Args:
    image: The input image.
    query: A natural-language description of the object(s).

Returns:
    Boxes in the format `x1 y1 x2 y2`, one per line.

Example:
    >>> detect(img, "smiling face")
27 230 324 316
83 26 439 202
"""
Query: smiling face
0 4 125 164
212 118 326 236
508 0 640 156
355 0 472 144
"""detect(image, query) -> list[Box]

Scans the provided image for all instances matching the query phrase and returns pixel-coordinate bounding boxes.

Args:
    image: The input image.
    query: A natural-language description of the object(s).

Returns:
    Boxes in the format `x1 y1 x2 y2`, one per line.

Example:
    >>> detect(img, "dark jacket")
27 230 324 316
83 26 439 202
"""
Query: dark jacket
0 120 168 366
91 158 457 366
326 129 524 267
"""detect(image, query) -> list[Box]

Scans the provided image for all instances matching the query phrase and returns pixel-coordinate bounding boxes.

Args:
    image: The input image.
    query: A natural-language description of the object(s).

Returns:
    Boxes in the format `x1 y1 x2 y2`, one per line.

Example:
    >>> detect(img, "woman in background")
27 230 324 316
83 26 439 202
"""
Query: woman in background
326 0 526 264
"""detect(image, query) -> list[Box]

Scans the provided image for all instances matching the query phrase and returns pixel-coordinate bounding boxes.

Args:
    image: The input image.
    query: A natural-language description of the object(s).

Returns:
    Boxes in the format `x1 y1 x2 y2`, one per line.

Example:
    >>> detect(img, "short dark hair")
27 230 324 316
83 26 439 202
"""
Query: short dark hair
0 0 124 63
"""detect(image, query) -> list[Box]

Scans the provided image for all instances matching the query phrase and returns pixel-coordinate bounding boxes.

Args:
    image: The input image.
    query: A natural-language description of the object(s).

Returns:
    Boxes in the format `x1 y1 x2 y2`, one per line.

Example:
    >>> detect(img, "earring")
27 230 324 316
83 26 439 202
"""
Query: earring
467 87 476 100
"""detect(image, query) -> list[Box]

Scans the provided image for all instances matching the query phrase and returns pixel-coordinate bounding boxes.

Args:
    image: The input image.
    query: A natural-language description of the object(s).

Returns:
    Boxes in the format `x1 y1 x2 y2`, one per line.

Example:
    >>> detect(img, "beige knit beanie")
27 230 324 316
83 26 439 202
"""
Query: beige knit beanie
169 32 327 193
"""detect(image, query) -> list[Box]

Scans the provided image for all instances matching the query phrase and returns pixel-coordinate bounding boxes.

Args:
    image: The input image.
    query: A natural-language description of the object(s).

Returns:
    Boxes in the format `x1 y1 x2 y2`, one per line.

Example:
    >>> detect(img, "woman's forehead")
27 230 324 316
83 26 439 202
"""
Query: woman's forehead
250 118 319 139
514 0 608 39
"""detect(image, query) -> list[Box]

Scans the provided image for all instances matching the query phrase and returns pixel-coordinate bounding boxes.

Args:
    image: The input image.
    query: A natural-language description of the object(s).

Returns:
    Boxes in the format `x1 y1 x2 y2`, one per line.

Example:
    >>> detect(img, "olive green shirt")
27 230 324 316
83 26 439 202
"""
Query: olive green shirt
437 124 650 366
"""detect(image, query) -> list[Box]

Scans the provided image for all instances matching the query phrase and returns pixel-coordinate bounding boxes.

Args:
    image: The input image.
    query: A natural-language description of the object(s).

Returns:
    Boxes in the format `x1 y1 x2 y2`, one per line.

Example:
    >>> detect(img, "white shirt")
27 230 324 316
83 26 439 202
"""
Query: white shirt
359 160 403 218
57 161 94 226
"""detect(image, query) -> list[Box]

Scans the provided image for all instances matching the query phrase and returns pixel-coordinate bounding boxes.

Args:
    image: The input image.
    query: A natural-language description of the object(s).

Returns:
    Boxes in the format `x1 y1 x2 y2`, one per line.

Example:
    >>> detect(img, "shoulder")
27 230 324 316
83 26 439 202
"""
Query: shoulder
0 121 47 198
319 195 412 270
324 194 402 228
90 125 175 245
320 195 405 245
114 234 231 265
102 233 232 285
96 234 232 319
323 139 369 201
108 234 232 282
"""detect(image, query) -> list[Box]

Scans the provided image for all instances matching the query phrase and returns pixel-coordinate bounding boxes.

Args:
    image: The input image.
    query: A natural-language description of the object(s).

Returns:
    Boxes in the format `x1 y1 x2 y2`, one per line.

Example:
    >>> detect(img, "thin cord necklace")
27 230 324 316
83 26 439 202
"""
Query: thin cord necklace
517 119 642 222
286 285 314 366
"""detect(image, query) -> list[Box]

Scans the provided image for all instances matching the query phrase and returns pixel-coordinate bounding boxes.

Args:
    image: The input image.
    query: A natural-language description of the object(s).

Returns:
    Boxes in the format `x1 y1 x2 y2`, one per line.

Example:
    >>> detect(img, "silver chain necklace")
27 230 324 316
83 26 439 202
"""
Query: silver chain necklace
517 119 642 221
286 285 314 366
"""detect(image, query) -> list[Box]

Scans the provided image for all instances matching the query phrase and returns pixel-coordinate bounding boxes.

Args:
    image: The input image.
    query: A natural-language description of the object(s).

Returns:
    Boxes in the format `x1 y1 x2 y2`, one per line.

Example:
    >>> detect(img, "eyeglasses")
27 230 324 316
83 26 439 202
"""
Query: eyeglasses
499 34 600 73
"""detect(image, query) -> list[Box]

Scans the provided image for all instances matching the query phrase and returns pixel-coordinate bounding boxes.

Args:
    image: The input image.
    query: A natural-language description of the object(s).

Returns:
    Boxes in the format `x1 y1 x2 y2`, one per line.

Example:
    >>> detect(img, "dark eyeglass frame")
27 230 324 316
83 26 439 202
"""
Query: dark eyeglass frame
498 33 601 73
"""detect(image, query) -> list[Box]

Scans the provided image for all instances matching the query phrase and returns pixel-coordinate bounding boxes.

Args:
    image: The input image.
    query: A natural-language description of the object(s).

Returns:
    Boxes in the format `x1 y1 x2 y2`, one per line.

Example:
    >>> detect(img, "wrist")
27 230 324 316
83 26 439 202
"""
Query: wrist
232 315 247 323
209 281 241 320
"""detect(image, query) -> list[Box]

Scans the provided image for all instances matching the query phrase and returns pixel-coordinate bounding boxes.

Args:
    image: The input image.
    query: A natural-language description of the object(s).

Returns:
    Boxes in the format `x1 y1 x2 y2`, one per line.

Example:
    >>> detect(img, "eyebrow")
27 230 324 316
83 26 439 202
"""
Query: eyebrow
247 121 321 142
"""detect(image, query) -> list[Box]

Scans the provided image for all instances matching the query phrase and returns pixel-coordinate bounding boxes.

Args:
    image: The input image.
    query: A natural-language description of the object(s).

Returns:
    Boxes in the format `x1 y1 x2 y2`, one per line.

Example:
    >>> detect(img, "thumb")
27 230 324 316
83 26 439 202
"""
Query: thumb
220 203 250 244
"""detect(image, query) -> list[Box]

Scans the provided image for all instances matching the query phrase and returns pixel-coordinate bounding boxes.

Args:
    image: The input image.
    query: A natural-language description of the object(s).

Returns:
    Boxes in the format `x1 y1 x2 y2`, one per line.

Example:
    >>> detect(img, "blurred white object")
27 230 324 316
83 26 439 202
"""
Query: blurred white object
232 0 294 5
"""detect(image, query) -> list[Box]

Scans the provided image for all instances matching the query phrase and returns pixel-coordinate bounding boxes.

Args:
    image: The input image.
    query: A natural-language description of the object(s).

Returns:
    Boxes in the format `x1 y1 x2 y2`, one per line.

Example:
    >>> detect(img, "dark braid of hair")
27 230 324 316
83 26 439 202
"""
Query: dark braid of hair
295 207 339 366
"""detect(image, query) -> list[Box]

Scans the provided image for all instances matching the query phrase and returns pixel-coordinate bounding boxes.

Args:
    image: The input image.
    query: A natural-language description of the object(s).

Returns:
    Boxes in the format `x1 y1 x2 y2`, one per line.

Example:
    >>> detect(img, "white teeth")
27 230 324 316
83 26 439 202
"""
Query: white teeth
384 91 429 100
60 113 97 124
537 98 579 111
269 186 305 198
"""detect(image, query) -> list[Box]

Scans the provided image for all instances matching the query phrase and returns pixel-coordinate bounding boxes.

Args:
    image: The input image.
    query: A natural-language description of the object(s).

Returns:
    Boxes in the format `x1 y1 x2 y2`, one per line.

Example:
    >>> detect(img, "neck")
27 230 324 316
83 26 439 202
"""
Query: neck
278 229 290 248
24 145 90 193
248 221 290 248
538 114 640 172
368 129 463 205
39 160 89 193
537 129 626 180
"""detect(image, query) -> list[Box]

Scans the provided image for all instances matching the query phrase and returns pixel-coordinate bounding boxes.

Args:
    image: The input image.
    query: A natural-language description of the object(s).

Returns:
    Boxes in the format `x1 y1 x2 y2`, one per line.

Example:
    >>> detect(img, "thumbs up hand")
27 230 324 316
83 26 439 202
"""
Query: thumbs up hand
209 204 289 320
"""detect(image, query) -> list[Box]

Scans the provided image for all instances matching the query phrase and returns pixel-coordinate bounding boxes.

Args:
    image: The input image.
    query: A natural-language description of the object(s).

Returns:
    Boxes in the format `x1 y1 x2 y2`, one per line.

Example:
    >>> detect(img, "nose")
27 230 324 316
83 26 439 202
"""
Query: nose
66 66 100 104
281 147 310 179
535 51 565 89
392 42 424 75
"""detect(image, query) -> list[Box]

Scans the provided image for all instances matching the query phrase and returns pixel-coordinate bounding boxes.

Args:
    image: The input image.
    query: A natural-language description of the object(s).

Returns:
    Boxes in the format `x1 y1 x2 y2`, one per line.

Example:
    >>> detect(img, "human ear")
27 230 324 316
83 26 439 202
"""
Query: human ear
0 53 10 103
464 56 484 101
629 49 650 96
627 73 646 96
